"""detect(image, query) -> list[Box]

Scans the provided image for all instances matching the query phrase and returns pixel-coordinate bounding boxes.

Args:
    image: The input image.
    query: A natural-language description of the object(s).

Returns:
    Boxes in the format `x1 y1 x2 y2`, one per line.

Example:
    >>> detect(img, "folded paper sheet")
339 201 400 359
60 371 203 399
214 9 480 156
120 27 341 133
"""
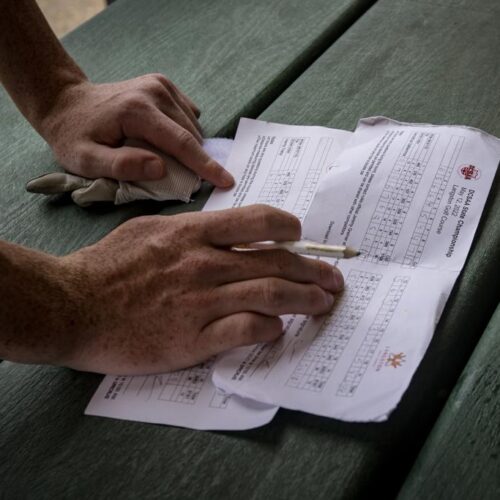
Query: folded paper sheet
86 120 351 430
87 117 499 428
212 117 499 421
86 358 278 431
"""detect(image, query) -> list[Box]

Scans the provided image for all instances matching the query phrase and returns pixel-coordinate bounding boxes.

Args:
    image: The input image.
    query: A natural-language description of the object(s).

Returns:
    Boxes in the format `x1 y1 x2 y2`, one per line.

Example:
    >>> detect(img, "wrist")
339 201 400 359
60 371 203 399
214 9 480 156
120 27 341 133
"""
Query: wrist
0 242 85 366
30 69 89 139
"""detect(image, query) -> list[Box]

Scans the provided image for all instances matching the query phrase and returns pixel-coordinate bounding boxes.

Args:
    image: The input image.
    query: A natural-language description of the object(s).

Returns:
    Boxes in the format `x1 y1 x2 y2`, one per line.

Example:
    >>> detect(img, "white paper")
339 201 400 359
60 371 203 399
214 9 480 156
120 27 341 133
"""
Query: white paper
203 118 353 219
212 117 499 422
86 120 352 430
85 358 278 431
86 136 280 430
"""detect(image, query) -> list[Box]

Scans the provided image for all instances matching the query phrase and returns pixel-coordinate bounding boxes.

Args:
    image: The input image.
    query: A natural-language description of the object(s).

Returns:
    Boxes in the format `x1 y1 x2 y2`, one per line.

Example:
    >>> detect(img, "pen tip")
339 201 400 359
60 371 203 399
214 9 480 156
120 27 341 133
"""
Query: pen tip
344 247 361 259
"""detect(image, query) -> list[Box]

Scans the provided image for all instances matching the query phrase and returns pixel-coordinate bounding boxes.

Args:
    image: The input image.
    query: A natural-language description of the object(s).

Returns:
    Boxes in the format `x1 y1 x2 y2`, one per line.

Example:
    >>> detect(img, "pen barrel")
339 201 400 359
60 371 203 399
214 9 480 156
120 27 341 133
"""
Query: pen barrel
287 247 345 258
235 241 357 258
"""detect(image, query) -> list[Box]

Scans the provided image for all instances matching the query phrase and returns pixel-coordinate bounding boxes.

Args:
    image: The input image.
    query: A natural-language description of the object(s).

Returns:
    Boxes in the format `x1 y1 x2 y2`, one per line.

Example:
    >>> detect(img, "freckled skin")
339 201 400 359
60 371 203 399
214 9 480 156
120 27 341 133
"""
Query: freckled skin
0 0 233 188
0 205 345 374
0 2 344 375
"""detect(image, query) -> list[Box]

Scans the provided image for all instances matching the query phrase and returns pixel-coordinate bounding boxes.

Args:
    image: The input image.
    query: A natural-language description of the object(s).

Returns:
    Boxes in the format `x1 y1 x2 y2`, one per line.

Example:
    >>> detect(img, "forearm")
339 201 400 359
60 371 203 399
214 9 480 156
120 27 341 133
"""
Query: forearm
0 240 80 365
0 0 86 131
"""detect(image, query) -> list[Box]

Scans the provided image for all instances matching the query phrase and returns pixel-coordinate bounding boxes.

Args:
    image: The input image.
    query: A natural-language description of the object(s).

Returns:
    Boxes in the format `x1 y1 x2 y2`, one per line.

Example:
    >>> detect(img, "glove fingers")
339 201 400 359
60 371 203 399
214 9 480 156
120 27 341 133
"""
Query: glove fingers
26 172 91 194
71 178 119 207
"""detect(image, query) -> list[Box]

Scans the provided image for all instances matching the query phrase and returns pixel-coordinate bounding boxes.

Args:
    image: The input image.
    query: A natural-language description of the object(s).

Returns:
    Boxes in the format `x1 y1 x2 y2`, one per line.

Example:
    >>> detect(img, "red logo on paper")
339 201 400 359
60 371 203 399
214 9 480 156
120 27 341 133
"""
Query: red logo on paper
459 164 480 180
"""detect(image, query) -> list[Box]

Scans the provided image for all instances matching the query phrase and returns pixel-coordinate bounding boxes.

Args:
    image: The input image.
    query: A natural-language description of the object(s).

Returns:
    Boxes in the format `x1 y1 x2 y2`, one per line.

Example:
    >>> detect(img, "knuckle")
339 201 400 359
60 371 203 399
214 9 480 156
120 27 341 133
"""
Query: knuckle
74 145 93 170
310 284 324 302
175 129 196 151
120 93 149 118
316 260 334 286
110 155 128 179
262 279 286 308
147 80 169 98
250 204 300 236
241 314 283 343
153 73 172 88
237 316 263 344
252 204 281 232
307 285 329 309
240 314 262 335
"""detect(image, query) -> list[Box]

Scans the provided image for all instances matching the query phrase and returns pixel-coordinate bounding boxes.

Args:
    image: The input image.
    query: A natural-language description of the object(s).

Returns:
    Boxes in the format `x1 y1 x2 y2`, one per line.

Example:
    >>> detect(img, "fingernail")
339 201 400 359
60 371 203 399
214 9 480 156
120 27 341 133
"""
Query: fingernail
325 292 335 308
331 269 344 292
145 160 164 179
220 169 235 188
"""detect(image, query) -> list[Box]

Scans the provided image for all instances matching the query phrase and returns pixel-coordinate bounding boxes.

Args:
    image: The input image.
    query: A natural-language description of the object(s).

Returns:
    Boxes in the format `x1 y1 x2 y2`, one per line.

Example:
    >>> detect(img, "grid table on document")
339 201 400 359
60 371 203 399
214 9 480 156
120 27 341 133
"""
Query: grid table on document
360 132 438 264
337 276 410 397
257 137 308 208
285 270 382 392
154 359 214 404
291 136 333 221
209 389 231 409
403 135 464 267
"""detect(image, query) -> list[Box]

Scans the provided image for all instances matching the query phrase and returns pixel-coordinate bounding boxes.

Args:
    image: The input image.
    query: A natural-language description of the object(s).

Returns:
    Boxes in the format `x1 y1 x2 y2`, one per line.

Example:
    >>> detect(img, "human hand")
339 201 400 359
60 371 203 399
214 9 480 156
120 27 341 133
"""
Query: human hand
37 74 234 187
61 205 344 374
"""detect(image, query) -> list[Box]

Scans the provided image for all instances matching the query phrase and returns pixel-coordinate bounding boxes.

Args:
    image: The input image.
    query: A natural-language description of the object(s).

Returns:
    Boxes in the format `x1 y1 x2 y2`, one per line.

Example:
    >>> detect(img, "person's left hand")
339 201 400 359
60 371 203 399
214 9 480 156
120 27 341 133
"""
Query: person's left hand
37 73 235 187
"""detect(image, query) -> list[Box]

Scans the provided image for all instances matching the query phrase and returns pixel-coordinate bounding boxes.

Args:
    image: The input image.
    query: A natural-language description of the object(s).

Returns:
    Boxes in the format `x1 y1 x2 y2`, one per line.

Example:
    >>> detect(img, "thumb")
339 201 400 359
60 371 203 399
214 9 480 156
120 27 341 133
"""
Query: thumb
73 143 166 181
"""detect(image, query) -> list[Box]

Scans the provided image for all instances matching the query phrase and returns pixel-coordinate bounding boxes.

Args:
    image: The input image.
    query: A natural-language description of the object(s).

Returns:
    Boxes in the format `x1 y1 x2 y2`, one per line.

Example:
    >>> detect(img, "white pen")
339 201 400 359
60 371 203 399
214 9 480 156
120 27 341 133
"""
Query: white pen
234 240 361 259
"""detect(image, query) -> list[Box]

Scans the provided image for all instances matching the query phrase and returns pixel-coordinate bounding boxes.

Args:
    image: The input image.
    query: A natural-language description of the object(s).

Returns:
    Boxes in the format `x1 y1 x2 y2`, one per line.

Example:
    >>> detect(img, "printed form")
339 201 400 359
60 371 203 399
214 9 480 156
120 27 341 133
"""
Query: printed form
212 117 499 422
85 119 351 430
87 117 498 427
86 357 278 430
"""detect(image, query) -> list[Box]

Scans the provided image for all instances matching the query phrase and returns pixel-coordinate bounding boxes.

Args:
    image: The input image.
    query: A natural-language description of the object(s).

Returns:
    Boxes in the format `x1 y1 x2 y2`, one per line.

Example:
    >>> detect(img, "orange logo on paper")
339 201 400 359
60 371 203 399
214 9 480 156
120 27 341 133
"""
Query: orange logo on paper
386 352 406 368
459 164 480 180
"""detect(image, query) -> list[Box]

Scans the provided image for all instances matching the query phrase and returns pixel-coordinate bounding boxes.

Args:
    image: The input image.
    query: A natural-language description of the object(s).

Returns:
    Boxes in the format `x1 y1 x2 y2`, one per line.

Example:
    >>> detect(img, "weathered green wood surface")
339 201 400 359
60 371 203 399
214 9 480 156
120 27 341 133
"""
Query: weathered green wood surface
255 0 500 495
1 0 499 499
398 304 500 500
0 0 374 253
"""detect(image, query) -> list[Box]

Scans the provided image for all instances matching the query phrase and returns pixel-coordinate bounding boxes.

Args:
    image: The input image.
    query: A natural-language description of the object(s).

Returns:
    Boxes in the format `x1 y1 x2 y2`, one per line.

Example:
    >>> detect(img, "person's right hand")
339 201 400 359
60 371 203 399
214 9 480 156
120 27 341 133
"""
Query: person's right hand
60 205 344 375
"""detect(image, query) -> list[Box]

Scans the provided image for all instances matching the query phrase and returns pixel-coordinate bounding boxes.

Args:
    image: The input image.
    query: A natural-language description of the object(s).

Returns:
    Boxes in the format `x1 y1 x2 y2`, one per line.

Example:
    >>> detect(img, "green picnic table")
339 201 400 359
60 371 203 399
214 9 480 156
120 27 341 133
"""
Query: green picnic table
0 0 498 498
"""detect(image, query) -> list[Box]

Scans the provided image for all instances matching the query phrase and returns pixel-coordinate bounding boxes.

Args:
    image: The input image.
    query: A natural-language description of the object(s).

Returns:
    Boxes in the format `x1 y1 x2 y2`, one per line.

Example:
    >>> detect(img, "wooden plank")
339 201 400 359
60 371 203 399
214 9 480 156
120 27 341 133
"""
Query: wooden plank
0 0 374 254
397 304 500 500
255 0 500 495
1 0 499 498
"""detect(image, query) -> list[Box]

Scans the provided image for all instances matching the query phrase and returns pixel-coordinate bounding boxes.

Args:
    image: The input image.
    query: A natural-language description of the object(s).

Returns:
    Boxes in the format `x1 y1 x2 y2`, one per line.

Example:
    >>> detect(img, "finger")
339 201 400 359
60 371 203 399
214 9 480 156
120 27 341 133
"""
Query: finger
161 78 201 117
176 88 201 118
201 205 301 246
207 278 335 320
73 143 166 181
136 73 201 137
157 93 203 143
165 86 203 133
197 313 283 357
207 249 344 293
124 108 234 188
